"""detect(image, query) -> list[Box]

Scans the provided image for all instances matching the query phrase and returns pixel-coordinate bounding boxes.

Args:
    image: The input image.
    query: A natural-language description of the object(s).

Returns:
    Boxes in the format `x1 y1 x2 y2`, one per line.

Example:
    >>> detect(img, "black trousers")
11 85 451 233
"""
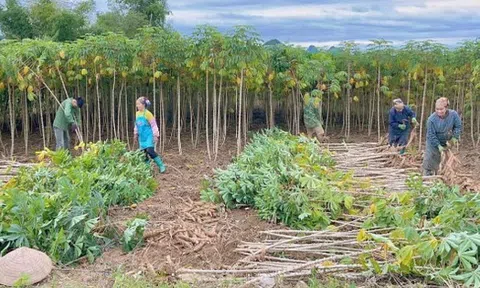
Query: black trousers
143 147 158 160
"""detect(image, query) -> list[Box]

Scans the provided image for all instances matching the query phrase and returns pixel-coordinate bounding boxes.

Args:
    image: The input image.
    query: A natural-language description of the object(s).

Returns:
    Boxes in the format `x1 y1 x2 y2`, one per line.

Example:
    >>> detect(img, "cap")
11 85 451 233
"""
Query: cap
76 97 84 108
393 98 403 105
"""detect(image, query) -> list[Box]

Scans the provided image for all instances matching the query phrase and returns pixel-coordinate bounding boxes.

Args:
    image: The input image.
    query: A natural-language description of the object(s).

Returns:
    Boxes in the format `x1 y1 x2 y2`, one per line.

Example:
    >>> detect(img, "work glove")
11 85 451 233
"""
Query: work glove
411 117 418 126
447 137 458 148
398 124 406 130
71 123 78 133
438 145 445 153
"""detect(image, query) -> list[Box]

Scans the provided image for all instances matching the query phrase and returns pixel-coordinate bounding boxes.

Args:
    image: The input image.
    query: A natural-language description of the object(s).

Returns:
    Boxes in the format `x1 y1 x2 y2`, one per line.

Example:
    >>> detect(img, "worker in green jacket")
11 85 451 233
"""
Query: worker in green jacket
53 97 83 150
303 94 325 142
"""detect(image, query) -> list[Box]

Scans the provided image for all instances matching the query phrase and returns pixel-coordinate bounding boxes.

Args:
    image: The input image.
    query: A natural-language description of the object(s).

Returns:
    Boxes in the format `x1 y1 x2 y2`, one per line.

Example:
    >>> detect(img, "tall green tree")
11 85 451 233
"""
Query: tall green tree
110 0 169 27
0 0 35 39
92 10 149 38
1 0 92 41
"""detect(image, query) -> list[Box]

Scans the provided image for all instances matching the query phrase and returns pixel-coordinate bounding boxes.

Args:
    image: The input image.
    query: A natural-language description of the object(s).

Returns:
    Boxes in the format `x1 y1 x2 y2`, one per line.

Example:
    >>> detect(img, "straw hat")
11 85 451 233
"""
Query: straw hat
0 247 52 286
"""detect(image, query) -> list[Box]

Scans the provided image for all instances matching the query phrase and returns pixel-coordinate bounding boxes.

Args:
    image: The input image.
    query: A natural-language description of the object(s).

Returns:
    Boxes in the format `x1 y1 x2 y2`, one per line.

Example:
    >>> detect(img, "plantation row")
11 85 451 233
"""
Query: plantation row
1 27 480 158
203 129 480 287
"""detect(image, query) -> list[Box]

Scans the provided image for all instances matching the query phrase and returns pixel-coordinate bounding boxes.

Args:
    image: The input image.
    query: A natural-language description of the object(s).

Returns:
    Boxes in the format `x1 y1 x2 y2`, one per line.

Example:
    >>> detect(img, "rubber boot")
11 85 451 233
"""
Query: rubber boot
399 148 406 155
153 156 166 173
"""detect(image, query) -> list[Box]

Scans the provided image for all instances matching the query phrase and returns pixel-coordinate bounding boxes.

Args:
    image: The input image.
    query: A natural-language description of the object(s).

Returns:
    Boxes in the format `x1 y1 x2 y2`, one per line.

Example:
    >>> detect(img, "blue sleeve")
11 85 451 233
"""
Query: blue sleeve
389 109 398 130
452 111 462 139
406 106 416 119
427 117 440 147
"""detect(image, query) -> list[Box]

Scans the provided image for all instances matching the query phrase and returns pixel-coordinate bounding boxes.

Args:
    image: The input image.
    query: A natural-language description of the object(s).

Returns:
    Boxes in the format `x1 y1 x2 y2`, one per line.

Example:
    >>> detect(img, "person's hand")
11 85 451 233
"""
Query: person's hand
438 145 445 153
398 124 406 130
411 117 418 126
447 137 458 148
71 123 78 133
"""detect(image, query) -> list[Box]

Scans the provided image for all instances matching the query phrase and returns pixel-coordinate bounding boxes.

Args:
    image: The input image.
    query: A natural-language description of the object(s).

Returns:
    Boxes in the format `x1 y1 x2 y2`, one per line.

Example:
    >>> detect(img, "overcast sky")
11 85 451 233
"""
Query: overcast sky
168 0 480 47
23 0 480 47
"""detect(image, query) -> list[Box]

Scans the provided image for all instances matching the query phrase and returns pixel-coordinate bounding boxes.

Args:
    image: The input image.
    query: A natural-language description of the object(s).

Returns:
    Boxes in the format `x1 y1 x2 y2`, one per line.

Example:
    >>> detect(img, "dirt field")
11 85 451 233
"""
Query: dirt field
33 137 280 287
1 130 479 288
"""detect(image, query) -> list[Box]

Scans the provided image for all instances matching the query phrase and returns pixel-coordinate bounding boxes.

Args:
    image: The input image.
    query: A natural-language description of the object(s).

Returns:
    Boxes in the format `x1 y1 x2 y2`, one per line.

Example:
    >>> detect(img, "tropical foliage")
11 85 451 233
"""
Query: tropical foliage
0 141 156 263
1 28 480 160
203 129 480 287
202 128 353 229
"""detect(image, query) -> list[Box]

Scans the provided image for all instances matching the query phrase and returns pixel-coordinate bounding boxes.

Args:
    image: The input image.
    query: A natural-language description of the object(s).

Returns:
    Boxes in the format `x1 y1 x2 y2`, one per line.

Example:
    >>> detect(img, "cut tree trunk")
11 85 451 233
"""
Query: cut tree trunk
8 85 15 157
418 65 428 150
96 73 102 141
237 69 244 155
269 82 274 128
205 71 211 160
377 65 381 142
177 76 182 155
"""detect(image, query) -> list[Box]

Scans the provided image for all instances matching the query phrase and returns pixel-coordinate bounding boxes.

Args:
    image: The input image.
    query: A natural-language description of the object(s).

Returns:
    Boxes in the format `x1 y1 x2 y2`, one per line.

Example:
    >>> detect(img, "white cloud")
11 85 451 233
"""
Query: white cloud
241 4 380 19
290 40 374 48
291 37 469 48
395 0 480 16
167 10 237 26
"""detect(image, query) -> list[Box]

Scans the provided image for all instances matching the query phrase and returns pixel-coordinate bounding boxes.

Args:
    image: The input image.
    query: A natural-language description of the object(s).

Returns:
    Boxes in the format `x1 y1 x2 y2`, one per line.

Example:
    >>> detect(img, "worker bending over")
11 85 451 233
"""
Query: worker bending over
53 97 83 151
422 98 462 176
303 94 325 142
388 98 417 154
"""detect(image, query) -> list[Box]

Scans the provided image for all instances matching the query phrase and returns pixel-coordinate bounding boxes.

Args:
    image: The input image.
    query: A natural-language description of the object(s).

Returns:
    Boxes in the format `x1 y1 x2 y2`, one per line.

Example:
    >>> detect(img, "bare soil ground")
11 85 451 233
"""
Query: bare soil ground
1 129 478 287
34 138 280 288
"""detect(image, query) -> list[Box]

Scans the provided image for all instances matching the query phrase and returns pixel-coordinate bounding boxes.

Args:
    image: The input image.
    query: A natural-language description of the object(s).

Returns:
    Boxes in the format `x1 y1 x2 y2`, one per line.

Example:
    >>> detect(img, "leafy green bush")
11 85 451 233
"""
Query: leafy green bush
202 128 354 229
362 178 480 286
122 217 147 252
203 129 480 287
0 141 156 263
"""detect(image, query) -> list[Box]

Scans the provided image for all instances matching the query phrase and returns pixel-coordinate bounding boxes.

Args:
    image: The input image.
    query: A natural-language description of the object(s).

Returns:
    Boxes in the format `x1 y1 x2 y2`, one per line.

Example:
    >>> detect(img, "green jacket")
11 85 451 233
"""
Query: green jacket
303 101 322 129
53 98 81 131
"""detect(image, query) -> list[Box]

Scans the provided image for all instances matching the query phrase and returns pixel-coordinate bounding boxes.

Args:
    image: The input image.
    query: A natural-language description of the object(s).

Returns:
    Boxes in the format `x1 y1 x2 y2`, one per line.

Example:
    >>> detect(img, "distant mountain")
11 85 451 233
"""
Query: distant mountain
328 46 343 55
264 39 282 46
307 45 318 53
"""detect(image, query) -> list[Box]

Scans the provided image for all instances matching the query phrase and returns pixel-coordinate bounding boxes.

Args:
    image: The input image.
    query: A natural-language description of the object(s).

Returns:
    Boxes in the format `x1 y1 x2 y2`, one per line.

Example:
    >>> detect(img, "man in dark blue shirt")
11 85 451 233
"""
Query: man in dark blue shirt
388 99 417 154
422 98 462 176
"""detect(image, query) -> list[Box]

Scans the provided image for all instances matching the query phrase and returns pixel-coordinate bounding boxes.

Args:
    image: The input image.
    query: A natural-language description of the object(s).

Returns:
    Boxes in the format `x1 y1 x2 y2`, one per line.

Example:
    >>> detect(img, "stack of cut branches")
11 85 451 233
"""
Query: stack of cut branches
439 148 479 191
177 224 392 286
323 142 436 193
0 160 34 183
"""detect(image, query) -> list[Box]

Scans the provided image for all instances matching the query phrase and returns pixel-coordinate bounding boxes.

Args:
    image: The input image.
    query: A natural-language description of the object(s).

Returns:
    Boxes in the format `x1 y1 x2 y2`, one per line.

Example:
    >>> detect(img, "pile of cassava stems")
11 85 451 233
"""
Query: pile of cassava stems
177 142 444 286
323 142 439 193
0 160 33 184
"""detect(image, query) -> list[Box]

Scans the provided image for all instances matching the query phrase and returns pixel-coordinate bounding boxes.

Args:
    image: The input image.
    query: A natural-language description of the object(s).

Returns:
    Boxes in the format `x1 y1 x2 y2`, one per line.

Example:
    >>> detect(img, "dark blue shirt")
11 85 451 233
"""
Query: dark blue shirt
426 109 462 148
389 106 416 135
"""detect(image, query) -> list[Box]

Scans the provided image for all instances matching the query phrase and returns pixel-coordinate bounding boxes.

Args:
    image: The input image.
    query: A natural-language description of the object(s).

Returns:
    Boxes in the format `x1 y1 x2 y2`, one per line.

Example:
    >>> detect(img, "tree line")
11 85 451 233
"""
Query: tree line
0 26 479 159
0 0 169 41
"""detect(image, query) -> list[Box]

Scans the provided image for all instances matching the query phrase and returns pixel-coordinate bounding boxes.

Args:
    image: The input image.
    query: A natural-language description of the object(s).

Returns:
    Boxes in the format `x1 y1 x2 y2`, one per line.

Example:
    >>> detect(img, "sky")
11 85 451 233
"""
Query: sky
9 0 480 47
162 0 480 47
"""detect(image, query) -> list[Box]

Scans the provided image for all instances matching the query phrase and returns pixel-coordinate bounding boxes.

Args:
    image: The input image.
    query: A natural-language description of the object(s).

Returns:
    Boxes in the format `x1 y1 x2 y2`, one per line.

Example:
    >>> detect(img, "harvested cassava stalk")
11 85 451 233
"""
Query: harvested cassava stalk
178 268 277 274
144 228 169 240
184 241 207 255
240 249 380 287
